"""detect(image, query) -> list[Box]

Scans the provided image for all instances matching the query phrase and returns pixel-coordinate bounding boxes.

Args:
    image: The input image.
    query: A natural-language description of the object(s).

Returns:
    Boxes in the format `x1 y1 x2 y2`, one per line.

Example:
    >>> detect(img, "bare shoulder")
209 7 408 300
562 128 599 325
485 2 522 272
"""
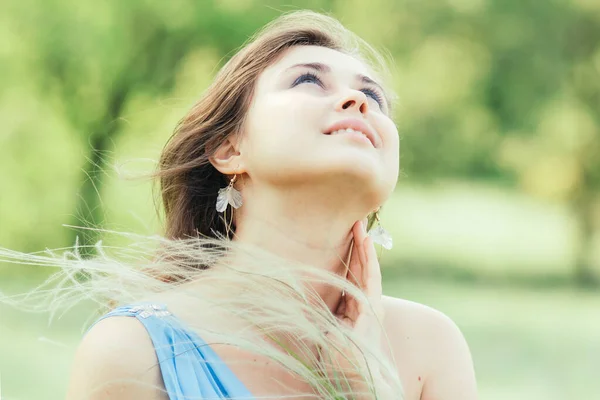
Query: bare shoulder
381 295 478 400
66 315 168 400
381 295 465 340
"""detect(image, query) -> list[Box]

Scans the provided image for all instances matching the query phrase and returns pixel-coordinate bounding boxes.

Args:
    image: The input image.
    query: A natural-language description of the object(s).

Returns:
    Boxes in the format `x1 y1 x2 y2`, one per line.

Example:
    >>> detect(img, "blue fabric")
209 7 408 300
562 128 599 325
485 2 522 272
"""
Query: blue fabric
90 302 255 400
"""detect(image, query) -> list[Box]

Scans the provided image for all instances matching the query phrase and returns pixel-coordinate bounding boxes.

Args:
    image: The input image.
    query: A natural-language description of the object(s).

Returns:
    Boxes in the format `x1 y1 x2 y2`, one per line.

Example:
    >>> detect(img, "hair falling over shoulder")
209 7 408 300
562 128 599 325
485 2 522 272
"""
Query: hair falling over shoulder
0 10 403 399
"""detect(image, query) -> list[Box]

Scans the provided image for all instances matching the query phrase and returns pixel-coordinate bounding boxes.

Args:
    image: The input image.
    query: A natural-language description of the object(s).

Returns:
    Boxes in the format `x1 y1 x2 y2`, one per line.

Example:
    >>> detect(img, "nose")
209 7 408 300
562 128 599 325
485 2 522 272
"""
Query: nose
335 89 369 115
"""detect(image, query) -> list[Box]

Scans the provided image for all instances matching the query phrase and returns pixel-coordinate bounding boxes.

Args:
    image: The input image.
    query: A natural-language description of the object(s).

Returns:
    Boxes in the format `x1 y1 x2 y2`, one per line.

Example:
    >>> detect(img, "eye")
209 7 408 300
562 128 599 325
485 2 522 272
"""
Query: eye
361 88 385 109
291 72 324 88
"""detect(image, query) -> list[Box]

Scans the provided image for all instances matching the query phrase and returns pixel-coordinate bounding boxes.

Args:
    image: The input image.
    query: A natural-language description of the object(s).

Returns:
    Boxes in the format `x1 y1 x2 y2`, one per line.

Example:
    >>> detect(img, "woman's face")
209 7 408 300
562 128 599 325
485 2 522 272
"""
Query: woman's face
239 45 399 204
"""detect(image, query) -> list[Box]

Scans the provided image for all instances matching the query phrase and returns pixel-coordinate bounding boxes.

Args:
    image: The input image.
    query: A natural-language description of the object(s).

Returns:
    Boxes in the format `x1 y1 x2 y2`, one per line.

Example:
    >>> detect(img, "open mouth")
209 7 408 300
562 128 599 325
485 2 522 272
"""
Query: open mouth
325 128 374 146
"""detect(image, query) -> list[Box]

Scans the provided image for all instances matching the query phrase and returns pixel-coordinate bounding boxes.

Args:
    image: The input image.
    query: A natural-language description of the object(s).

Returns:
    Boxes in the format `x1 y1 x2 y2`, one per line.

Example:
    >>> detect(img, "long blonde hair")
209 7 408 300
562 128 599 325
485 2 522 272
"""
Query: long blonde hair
0 10 403 399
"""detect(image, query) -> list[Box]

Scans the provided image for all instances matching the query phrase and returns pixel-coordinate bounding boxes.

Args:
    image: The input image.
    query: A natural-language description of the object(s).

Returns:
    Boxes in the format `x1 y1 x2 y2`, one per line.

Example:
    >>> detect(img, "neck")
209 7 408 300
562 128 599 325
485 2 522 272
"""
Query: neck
232 180 373 313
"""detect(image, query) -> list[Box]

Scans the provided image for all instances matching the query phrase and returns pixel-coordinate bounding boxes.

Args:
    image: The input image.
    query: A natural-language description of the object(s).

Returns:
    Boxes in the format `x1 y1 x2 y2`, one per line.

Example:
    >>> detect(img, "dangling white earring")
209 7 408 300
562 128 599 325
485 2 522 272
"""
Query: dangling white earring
216 174 243 212
368 208 393 250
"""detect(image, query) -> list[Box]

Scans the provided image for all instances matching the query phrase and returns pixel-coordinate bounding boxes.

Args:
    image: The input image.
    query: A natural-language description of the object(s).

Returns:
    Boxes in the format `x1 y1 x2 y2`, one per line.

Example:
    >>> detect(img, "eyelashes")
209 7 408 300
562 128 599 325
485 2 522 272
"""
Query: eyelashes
291 71 324 87
291 72 386 109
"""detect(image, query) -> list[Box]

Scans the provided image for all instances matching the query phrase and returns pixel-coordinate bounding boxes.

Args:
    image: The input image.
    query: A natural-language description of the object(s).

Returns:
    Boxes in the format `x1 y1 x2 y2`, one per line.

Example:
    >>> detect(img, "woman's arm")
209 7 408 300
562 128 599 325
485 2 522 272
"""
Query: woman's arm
65 316 168 400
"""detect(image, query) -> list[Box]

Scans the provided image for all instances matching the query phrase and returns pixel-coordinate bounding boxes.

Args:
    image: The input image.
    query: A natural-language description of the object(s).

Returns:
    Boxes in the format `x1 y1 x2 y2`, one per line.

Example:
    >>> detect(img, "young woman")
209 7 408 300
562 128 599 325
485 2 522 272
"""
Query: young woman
18 10 477 400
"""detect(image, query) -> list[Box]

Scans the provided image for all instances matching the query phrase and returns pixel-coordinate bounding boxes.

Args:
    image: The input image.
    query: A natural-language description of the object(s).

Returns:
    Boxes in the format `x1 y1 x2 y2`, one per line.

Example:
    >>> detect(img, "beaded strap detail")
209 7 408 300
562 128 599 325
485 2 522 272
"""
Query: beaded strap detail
127 303 172 319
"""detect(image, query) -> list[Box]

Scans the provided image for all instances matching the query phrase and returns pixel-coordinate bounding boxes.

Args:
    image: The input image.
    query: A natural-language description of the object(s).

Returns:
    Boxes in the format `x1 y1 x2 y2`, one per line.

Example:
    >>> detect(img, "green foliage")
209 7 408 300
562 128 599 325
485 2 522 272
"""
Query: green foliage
1 2 599 397
0 0 599 276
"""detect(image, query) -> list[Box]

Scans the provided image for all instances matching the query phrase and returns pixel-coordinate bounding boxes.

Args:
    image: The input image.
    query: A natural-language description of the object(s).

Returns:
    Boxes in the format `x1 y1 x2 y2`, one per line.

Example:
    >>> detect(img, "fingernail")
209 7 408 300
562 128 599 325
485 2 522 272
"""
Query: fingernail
363 218 368 232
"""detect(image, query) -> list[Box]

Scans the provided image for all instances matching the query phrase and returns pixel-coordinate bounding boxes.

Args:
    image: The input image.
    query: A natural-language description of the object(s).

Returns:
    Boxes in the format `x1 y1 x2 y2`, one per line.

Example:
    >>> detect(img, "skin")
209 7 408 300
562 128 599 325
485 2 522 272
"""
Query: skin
214 45 399 314
66 45 477 399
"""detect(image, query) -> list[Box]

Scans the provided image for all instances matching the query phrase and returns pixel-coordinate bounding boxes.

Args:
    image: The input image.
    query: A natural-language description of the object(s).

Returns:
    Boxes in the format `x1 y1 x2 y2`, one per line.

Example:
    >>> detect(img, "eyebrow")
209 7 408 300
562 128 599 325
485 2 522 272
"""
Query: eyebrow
284 62 389 107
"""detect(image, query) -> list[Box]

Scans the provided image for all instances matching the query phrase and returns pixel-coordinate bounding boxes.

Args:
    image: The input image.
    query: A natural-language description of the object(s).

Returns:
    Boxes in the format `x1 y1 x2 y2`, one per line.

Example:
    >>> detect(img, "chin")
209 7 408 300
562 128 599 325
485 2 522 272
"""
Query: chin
261 155 396 200
324 161 393 201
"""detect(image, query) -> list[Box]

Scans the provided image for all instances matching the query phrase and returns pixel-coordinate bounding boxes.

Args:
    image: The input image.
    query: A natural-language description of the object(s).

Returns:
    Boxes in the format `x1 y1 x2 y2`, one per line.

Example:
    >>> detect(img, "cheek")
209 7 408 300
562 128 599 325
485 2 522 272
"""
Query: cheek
245 93 325 147
262 92 327 129
377 118 400 157
378 119 401 182
240 96 318 173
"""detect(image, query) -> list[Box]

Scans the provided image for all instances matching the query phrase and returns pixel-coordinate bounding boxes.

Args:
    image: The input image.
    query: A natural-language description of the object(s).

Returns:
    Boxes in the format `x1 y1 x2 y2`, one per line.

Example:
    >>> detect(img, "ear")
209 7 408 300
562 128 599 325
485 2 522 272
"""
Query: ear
209 134 246 175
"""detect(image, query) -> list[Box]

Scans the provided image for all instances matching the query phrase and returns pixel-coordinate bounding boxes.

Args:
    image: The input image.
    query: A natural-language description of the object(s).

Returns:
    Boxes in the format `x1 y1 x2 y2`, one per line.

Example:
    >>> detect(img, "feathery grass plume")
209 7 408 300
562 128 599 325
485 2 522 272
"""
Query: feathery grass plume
0 226 403 399
0 9 403 399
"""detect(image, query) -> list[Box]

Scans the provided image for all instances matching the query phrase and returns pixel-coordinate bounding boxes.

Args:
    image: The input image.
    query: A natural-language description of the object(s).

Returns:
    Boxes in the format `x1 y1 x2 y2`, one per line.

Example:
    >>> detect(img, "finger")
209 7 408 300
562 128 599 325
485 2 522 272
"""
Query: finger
357 219 370 268
339 315 353 328
353 220 370 289
339 222 366 323
346 221 364 288
346 240 360 288
334 292 347 317
363 235 382 300
344 222 370 322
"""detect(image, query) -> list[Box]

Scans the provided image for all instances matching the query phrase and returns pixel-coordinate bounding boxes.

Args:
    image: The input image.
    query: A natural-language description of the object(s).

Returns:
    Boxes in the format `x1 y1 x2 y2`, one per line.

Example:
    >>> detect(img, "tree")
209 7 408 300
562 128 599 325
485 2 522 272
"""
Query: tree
9 0 331 256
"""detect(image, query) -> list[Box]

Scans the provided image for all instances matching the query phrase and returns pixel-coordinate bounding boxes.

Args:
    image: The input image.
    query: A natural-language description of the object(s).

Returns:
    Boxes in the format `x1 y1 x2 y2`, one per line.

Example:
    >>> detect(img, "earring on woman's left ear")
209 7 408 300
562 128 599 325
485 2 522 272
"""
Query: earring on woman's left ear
368 208 393 250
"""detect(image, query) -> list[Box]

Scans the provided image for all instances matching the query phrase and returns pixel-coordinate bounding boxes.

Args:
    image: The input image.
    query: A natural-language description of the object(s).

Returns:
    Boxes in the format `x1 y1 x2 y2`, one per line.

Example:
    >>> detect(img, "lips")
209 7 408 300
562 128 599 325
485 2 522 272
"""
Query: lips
324 118 379 148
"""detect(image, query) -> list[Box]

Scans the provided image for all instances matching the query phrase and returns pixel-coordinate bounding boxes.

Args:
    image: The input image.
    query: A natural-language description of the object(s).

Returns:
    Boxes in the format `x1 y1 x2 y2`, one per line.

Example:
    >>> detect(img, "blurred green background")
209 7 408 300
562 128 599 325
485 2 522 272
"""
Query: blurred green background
1 0 599 399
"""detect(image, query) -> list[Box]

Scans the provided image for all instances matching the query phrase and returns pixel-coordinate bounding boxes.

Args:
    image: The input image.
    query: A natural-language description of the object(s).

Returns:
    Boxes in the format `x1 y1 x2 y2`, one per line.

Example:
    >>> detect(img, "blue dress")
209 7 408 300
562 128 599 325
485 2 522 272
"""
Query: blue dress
90 302 255 400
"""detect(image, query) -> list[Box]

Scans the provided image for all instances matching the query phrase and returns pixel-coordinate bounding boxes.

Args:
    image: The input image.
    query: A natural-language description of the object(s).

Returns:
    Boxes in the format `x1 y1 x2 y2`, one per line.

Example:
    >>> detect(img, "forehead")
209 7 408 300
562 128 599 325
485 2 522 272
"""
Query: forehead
260 45 377 83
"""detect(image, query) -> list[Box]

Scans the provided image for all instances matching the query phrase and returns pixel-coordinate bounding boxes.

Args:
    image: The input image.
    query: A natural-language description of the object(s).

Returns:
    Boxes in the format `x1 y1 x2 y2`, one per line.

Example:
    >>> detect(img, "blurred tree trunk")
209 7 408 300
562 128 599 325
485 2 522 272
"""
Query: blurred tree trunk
572 137 600 286
70 82 129 257
19 1 334 259
573 192 597 286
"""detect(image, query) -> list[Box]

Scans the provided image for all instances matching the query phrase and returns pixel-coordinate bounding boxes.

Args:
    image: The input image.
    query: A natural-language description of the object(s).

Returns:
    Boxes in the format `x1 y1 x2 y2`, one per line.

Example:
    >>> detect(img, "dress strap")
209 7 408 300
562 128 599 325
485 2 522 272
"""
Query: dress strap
86 302 254 400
